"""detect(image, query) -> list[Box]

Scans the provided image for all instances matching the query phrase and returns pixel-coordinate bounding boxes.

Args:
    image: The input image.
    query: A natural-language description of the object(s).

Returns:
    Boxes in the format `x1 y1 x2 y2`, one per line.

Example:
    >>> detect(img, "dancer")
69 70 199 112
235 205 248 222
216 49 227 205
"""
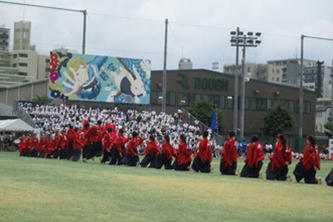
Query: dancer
293 136 321 184
266 135 292 181
155 135 175 170
140 135 159 168
191 131 213 173
125 131 143 166
220 131 239 175
240 135 264 178
173 134 192 171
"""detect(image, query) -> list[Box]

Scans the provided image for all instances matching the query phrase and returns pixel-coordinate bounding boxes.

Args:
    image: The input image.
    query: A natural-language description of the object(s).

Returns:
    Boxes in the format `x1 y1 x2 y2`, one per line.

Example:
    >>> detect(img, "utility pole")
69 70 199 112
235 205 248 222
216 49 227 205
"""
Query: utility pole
230 27 240 136
299 34 333 151
0 1 87 54
299 35 304 152
239 36 246 140
162 18 168 113
82 9 87 54
331 59 333 139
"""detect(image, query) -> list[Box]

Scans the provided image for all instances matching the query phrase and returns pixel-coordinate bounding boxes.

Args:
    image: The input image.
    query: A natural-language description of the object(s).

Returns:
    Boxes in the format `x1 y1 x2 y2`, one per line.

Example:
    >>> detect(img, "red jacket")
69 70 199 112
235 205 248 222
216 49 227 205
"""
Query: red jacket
112 133 128 153
144 140 159 156
245 142 265 167
302 145 321 170
31 137 39 149
46 137 57 155
85 126 99 143
198 137 212 163
177 142 192 165
73 132 85 150
126 137 143 156
161 141 175 160
222 137 238 167
19 138 26 152
270 141 292 171
59 134 68 149
38 137 48 153
102 132 117 150
67 129 76 142
24 138 31 150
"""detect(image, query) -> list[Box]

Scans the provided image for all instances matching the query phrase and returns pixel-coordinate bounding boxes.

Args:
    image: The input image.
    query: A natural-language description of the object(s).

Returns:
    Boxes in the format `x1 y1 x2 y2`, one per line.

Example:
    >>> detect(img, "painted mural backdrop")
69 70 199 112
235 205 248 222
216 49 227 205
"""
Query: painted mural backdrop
48 51 151 104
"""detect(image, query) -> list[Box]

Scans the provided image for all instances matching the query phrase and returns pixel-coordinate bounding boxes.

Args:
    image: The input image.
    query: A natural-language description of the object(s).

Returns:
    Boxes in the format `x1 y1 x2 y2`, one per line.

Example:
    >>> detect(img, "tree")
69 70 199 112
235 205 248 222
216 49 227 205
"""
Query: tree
30 95 52 105
324 117 333 137
261 102 294 137
188 100 224 134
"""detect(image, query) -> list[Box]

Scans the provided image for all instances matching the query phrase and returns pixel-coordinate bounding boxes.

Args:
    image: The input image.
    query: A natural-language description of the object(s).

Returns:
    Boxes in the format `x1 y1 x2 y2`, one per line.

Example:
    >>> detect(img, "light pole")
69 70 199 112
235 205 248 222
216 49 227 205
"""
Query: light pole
162 18 168 113
232 31 262 140
230 28 241 136
299 34 333 151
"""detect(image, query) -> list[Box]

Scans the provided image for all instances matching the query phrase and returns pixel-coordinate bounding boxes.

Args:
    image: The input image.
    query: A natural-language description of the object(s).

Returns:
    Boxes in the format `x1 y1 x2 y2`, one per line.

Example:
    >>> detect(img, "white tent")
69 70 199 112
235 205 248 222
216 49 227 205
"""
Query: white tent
0 119 35 132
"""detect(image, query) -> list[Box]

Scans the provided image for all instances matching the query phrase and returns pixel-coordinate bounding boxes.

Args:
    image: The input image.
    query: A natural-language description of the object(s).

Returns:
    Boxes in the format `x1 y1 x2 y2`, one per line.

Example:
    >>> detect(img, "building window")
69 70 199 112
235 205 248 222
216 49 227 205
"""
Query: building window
19 63 28 67
219 96 225 108
18 72 27 76
226 96 233 109
19 53 28 58
177 93 189 106
12 63 17 67
167 92 176 106
13 54 17 58
256 98 267 111
276 77 279 82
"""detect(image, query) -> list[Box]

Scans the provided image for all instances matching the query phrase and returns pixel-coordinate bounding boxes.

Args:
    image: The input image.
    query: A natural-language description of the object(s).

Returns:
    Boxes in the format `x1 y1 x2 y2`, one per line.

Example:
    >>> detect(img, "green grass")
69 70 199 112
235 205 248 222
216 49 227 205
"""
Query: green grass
0 152 332 222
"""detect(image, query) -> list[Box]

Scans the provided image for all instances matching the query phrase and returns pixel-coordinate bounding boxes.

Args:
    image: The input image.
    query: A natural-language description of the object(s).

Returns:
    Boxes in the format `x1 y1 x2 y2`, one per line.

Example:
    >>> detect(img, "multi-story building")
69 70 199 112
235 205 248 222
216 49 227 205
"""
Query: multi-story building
304 65 333 98
223 63 269 81
10 21 49 81
267 58 317 85
0 27 10 51
13 21 35 51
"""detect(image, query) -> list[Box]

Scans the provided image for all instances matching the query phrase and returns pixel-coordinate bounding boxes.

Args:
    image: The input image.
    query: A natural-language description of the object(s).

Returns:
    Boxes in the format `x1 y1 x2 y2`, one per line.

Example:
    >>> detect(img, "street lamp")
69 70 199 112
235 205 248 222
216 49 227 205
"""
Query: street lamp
231 29 262 140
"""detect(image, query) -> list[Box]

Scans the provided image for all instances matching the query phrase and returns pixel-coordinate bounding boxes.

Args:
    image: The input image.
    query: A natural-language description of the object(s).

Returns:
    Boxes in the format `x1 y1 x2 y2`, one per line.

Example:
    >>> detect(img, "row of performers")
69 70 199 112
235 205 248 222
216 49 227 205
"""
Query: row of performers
18 122 330 185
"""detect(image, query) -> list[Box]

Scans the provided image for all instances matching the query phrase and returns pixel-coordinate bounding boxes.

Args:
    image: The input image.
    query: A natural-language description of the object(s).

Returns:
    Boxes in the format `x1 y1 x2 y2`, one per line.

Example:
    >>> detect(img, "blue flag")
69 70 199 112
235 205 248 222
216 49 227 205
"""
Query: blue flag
211 110 217 132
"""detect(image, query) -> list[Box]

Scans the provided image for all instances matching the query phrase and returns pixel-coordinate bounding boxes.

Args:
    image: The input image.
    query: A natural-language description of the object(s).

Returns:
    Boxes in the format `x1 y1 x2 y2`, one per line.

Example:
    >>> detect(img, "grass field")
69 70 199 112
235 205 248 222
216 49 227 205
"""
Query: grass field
0 152 332 222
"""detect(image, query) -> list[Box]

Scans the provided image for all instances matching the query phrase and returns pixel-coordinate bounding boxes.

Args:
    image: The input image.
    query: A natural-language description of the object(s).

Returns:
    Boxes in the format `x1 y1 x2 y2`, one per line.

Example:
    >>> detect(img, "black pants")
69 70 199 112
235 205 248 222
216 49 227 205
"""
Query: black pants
173 158 191 171
140 153 157 168
59 149 67 159
83 144 93 160
191 156 211 173
294 162 318 184
52 149 60 159
94 141 103 157
241 161 263 178
126 154 139 166
66 142 74 160
220 159 237 175
155 153 173 170
101 149 111 164
109 148 122 165
72 149 82 162
266 162 288 181
326 169 333 186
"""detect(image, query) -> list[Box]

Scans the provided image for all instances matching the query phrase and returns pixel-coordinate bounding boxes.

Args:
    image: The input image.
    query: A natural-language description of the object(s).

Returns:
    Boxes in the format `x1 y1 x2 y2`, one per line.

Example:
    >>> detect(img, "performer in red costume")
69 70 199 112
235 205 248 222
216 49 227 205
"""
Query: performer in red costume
240 136 265 178
266 134 292 181
293 136 321 184
140 135 159 168
191 131 213 173
173 134 192 171
155 135 176 170
220 131 239 175
125 131 143 166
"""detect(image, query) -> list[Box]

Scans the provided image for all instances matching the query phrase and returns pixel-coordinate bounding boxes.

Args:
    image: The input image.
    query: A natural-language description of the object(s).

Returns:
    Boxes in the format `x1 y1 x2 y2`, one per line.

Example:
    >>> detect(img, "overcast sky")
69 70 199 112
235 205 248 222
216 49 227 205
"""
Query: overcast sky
1 0 333 70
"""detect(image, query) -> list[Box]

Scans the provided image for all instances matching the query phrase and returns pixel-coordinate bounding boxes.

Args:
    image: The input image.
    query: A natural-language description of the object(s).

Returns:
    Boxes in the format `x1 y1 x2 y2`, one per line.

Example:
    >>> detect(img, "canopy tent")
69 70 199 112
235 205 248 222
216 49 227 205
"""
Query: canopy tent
0 119 35 132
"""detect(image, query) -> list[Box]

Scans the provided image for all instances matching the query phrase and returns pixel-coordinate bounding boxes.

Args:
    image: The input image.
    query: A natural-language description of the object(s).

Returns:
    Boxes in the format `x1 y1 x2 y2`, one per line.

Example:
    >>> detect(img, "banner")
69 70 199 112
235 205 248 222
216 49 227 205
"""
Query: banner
48 51 151 104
